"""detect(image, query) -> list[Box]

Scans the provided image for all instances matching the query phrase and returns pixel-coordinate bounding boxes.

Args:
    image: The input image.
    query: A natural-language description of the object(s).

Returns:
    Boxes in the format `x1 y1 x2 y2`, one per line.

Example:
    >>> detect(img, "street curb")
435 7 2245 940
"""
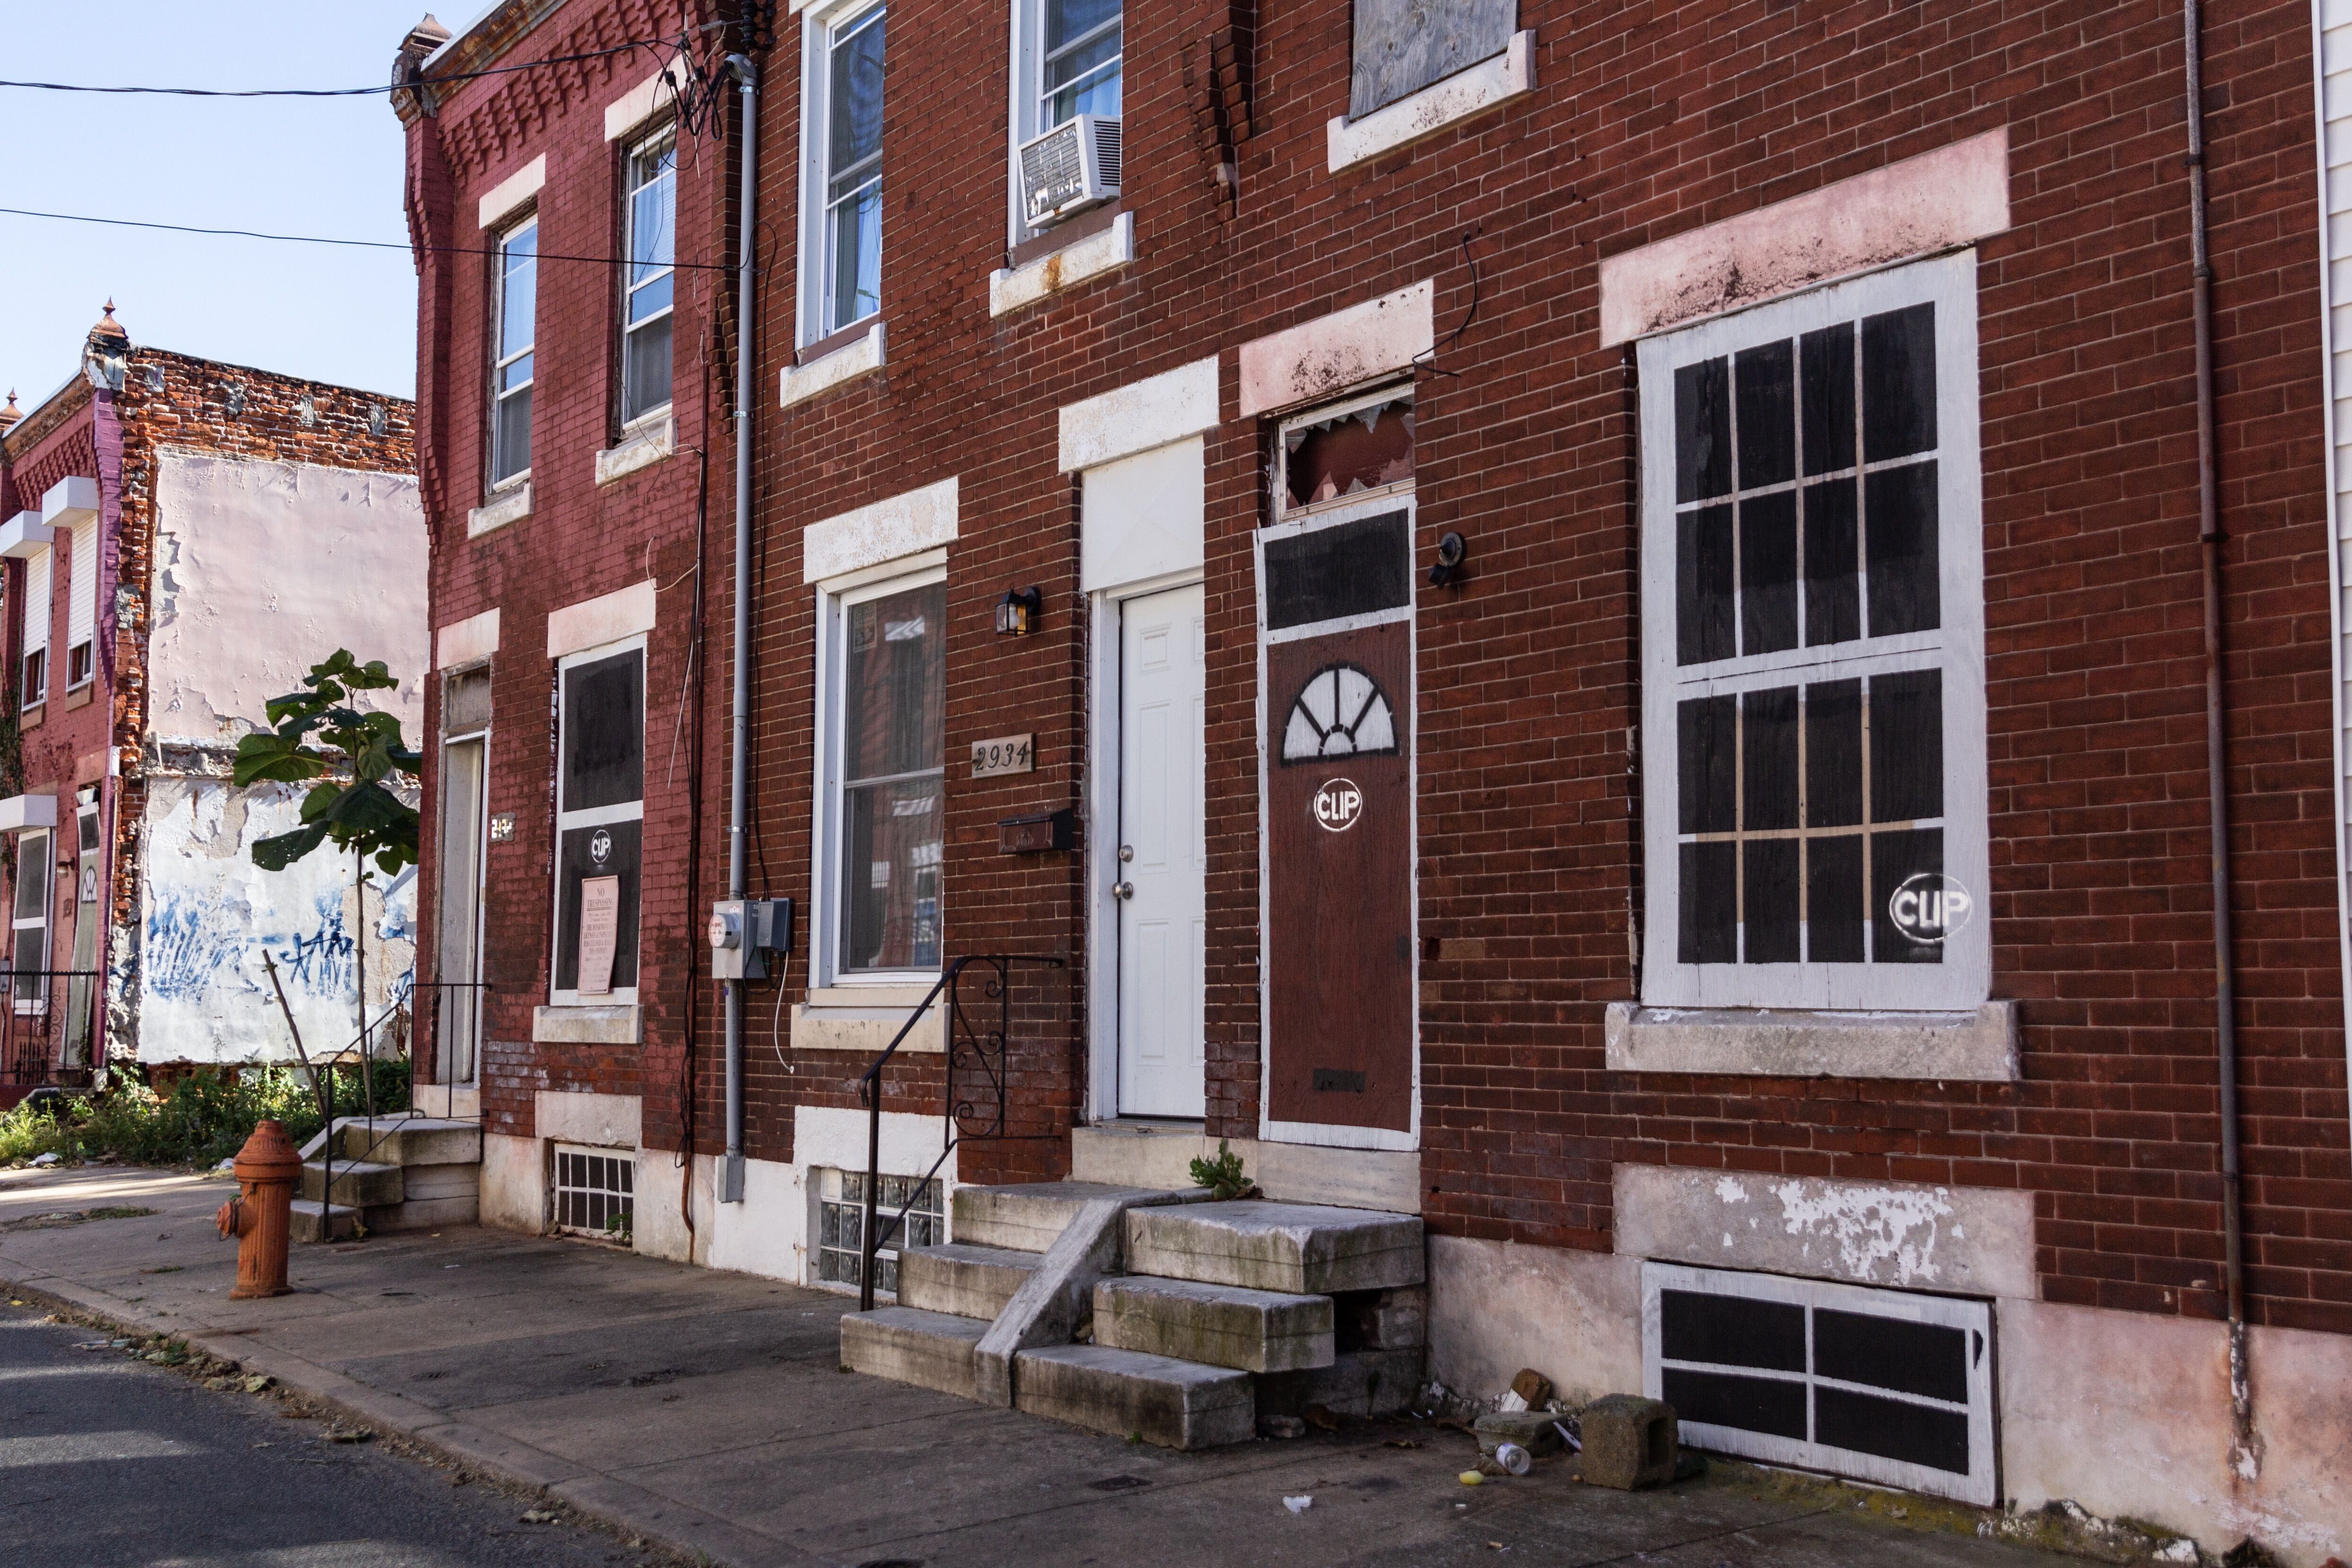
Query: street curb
0 1271 819 1568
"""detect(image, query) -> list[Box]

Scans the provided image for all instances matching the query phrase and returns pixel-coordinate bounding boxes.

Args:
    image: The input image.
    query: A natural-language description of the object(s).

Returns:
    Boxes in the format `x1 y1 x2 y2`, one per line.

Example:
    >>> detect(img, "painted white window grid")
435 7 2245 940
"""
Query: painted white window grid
799 0 887 344
620 127 677 426
491 216 538 488
11 827 49 1014
552 1143 634 1240
1006 0 1122 242
549 634 644 1008
810 1164 942 1295
20 546 50 712
1641 1261 1998 1506
1637 250 1988 1012
63 518 96 692
810 562 947 988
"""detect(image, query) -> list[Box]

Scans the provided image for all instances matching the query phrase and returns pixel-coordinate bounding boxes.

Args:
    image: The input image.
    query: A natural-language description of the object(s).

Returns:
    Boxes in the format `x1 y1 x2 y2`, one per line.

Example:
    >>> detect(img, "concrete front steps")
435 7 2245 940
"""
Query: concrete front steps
840 1182 1425 1451
291 1114 482 1242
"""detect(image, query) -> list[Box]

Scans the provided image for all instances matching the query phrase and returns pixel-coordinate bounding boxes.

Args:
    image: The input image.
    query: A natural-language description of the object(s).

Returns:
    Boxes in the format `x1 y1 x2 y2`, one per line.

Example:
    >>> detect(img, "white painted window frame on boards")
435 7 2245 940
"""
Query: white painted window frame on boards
797 0 888 348
548 632 646 1010
1636 249 1989 1013
807 555 948 992
1254 382 1420 1155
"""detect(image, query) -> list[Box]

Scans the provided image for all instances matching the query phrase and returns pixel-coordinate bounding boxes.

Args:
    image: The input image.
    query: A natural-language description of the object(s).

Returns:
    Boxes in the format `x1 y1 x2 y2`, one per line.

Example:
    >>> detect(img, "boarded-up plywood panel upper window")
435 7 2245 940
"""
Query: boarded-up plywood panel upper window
1350 0 1515 118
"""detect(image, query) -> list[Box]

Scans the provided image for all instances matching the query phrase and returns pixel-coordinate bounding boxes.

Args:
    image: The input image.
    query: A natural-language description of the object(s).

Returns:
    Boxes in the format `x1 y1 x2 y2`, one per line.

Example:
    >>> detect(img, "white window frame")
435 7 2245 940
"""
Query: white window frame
20 546 50 714
63 517 96 694
551 1142 635 1241
1637 250 1988 1013
798 0 888 348
437 687 492 1087
491 215 538 490
808 559 947 991
549 633 645 1009
11 827 50 1015
619 126 677 429
1005 0 1122 245
1641 1262 1998 1506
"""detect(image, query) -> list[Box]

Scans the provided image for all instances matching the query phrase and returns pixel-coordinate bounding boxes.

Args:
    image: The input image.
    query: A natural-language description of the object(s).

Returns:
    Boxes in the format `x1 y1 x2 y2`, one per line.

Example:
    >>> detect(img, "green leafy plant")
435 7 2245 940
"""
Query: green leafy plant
0 1061 409 1171
1189 1139 1254 1200
230 650 422 874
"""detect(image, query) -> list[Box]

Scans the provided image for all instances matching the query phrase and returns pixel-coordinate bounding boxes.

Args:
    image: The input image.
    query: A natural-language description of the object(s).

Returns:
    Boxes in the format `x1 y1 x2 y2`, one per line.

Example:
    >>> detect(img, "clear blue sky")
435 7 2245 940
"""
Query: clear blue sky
0 1 433 408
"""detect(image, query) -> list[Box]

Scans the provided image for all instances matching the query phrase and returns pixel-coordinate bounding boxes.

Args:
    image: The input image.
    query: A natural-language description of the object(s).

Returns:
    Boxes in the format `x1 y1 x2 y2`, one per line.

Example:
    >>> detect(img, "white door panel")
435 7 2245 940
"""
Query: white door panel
1118 584 1207 1118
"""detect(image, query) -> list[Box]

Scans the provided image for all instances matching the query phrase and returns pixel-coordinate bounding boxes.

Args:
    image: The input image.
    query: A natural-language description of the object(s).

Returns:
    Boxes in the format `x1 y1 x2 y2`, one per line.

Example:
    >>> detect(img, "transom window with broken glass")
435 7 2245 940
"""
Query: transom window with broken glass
1638 252 1988 1011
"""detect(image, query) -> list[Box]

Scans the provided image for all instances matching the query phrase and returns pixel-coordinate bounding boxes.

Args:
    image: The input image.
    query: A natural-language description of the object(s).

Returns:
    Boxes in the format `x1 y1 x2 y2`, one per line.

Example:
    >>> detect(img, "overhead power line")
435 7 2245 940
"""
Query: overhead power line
0 38 672 98
0 206 749 273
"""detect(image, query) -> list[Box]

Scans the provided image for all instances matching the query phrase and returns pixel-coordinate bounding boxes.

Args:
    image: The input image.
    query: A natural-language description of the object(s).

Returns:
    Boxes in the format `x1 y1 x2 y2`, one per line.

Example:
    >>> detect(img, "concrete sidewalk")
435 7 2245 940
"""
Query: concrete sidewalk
0 1165 2066 1568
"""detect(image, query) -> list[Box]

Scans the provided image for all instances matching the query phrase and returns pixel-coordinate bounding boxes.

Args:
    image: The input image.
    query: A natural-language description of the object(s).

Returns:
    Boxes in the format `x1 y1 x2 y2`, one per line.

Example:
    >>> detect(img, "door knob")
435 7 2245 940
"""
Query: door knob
1112 881 1135 900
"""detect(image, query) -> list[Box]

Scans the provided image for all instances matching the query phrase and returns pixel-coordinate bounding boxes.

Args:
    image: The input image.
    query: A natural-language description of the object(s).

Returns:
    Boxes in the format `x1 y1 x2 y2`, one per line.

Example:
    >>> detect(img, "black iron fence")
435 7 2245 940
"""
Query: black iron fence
0 970 102 1089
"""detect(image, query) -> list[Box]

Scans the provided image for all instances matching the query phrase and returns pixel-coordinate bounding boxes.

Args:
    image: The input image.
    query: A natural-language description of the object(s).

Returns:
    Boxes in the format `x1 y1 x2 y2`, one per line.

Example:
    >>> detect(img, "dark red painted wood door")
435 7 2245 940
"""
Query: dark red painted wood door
1264 622 1413 1133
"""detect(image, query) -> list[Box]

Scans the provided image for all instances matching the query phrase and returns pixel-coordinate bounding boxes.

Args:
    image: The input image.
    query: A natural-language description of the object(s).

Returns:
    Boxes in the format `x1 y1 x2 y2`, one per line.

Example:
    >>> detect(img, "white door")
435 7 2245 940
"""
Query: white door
1117 583 1207 1118
436 737 488 1084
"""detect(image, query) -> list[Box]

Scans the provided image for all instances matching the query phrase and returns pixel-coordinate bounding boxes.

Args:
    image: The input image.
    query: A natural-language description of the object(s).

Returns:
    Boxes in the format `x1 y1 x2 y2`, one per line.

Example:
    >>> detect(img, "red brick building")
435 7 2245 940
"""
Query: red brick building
0 310 423 1100
403 0 2350 1550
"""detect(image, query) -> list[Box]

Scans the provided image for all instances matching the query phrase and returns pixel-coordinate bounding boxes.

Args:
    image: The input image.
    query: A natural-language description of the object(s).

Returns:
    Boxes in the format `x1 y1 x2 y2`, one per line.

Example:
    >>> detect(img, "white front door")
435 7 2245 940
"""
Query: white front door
1117 583 1207 1118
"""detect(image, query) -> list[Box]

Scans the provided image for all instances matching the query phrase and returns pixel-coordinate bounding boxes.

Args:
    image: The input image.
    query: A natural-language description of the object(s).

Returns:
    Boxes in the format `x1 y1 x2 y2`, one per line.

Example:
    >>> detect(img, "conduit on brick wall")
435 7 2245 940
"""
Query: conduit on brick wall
2183 0 2256 1477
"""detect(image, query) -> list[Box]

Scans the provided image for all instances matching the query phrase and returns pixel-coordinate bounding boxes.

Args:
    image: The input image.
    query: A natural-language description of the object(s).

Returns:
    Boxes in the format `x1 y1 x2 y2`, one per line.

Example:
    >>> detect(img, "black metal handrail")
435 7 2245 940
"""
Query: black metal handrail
0 969 104 1088
856 954 1064 1310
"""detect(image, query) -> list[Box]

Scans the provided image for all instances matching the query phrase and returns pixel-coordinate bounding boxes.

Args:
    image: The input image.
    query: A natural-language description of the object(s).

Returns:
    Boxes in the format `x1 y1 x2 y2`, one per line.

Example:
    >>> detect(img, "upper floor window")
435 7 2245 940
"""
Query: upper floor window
19 545 49 712
1350 0 1513 116
1637 251 1988 1013
622 130 676 425
491 217 537 486
803 0 885 341
64 514 96 691
1041 0 1120 128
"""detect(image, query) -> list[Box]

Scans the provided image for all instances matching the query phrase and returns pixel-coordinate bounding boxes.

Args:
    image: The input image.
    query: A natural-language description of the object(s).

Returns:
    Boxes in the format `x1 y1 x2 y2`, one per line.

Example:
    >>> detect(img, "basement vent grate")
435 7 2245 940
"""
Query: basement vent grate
553 1144 634 1242
1641 1262 1996 1505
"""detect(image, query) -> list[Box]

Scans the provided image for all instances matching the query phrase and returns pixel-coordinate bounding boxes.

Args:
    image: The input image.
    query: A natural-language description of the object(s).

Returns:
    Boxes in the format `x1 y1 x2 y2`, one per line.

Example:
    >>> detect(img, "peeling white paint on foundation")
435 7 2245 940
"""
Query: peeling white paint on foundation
1763 1177 1956 1286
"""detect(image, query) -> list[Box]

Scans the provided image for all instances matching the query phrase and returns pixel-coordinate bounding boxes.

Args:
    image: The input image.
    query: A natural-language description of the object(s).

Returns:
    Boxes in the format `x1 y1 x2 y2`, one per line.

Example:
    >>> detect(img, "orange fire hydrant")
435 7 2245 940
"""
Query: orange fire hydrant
216 1119 302 1299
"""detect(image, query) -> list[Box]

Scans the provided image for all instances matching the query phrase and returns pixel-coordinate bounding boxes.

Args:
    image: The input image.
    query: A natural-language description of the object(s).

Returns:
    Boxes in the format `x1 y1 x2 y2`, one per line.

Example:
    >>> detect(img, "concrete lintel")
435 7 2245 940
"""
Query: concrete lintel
40 475 98 529
435 608 501 671
788 1002 944 1055
0 511 54 560
603 67 678 142
530 1004 641 1045
546 580 657 661
802 475 957 584
467 480 532 538
1605 1001 2018 1082
1612 1163 2037 1300
1239 282 1433 418
534 1090 642 1150
1326 29 1535 174
0 793 58 832
1058 355 1220 474
476 154 546 232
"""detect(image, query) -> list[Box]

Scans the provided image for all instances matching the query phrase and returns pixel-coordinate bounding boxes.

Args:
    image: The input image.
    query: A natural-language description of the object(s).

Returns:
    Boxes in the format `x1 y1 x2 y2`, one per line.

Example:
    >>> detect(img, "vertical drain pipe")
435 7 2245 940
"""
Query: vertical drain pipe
722 52 759 1205
2182 0 2255 1469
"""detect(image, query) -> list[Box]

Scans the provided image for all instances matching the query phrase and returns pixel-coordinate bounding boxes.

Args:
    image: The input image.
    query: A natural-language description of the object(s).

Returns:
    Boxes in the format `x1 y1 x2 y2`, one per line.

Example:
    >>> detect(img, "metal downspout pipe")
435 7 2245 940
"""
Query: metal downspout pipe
722 53 759 1204
2181 0 2255 1471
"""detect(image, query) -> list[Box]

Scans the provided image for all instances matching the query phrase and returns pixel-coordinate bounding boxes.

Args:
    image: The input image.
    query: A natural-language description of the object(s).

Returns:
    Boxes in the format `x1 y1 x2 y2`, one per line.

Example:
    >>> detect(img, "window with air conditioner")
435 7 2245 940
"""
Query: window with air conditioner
1011 0 1121 238
491 216 537 488
1637 250 1988 1013
799 0 886 344
20 546 50 713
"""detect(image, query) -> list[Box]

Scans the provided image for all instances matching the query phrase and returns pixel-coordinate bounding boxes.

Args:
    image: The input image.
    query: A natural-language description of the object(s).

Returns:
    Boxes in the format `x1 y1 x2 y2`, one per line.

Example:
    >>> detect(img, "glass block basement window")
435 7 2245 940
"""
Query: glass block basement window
553 1145 634 1241
813 1167 943 1294
1642 1263 1995 1506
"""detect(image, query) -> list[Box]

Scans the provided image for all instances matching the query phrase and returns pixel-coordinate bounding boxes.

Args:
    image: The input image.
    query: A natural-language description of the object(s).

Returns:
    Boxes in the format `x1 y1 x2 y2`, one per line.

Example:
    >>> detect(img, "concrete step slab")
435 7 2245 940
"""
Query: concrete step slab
288 1199 361 1243
1092 1275 1334 1373
1123 1201 1426 1294
298 1159 404 1208
839 1306 989 1400
332 1116 483 1168
369 1196 481 1232
950 1181 1179 1253
1255 1346 1427 1423
1013 1343 1256 1451
897 1243 1039 1321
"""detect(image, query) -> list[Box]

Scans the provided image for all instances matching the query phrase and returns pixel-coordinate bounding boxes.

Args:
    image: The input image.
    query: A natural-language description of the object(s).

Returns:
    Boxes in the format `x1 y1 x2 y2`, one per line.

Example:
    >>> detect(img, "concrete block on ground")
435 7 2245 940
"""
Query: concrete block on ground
288 1199 360 1243
1254 1347 1425 1421
1014 1343 1257 1450
898 1243 1040 1321
1093 1275 1334 1373
950 1181 1177 1253
1580 1393 1677 1490
298 1159 404 1208
839 1306 988 1399
1124 1201 1426 1294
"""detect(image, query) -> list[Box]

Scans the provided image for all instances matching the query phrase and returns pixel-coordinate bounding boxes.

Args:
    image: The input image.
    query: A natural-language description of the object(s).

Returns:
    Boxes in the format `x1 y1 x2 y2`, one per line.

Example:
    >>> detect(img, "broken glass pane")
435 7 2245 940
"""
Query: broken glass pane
1284 400 1413 510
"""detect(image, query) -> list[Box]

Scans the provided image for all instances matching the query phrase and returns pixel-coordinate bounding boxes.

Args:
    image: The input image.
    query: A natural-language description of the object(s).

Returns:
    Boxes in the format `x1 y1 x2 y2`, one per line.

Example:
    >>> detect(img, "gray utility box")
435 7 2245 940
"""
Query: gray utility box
709 899 793 980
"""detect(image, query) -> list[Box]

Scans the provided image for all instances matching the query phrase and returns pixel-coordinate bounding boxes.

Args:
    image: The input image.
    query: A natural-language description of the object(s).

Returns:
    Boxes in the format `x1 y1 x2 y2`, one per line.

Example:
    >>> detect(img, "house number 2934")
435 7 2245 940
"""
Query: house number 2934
970 733 1036 778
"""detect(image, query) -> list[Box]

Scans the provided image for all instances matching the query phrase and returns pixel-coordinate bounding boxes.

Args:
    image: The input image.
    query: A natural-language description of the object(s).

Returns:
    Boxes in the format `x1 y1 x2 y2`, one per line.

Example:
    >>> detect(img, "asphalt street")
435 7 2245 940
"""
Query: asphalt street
0 1300 669 1568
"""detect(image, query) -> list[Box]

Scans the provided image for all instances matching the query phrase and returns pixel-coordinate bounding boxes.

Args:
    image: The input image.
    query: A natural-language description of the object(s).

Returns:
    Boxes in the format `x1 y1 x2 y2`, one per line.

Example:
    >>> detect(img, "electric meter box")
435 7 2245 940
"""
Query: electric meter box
708 898 793 980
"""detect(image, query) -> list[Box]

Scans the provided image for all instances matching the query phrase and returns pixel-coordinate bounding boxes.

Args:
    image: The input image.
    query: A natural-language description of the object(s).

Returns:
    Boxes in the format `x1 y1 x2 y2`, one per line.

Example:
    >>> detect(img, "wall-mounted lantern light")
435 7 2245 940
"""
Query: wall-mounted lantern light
1428 531 1468 588
995 585 1042 636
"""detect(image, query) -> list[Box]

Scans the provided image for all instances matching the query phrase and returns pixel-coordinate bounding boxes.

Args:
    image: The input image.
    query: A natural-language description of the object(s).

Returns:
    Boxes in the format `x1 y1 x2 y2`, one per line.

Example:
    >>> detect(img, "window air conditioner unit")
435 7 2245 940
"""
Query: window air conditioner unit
1018 114 1122 228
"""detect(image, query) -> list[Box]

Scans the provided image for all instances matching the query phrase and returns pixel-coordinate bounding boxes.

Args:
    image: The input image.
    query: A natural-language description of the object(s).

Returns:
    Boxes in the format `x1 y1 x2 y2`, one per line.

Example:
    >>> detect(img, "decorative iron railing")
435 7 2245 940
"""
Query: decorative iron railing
0 970 103 1088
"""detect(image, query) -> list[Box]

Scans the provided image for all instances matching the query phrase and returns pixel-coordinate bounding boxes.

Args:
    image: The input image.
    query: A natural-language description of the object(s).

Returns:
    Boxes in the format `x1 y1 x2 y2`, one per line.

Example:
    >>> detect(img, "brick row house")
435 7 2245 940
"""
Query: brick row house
399 0 2351 1550
0 311 426 1101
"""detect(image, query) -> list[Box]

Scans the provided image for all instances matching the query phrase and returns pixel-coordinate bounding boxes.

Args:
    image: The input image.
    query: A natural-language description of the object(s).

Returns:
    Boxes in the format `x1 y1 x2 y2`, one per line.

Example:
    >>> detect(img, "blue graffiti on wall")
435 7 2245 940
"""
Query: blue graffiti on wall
144 886 405 1002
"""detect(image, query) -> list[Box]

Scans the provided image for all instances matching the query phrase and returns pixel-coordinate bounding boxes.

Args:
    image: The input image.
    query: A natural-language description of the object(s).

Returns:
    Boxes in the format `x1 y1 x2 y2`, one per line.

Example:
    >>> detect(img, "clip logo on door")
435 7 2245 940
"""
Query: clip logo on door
1313 778 1364 832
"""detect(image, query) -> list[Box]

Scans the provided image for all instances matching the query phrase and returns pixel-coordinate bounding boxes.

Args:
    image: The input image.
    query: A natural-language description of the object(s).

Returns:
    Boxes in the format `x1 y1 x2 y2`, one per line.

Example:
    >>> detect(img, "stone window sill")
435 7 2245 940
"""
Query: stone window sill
1604 1001 2018 1082
19 703 42 731
532 1004 641 1045
789 984 943 1055
989 211 1135 318
781 320 885 408
1327 30 1535 173
469 478 533 537
594 413 674 487
64 682 94 711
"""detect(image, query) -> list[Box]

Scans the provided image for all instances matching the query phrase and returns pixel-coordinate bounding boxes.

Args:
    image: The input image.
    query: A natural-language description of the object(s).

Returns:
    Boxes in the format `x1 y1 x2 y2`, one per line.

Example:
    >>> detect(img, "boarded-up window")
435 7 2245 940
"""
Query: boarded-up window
553 644 644 999
1350 0 1515 118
